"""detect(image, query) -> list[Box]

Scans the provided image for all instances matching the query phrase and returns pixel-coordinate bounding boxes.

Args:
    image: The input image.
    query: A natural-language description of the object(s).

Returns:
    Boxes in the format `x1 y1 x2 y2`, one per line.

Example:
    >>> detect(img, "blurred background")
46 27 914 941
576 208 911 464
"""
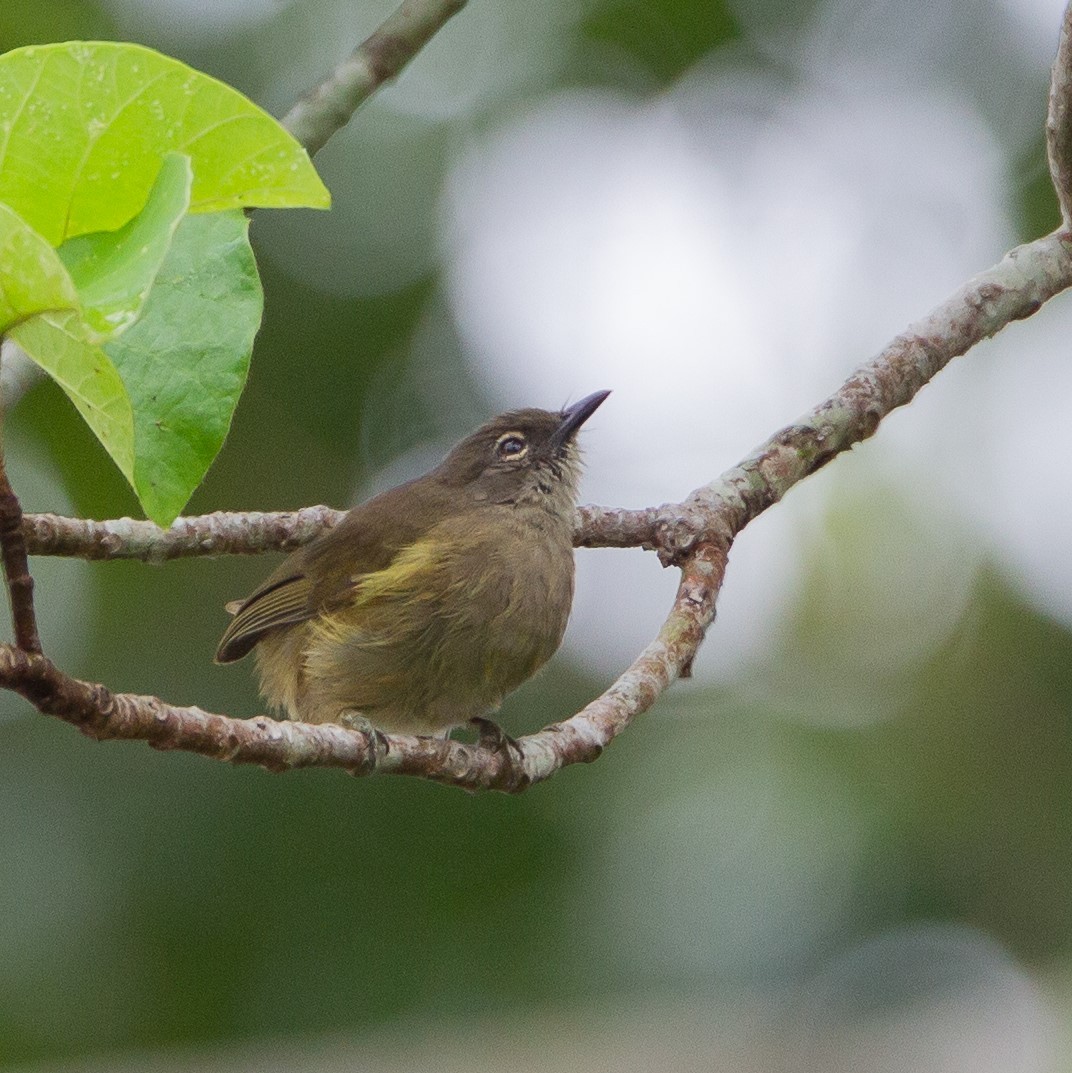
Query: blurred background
2 0 1072 1068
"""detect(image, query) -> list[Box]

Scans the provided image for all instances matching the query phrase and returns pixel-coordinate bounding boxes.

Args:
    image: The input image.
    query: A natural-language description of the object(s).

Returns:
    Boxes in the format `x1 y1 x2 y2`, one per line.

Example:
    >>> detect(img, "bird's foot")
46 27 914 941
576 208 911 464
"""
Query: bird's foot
338 711 390 756
470 716 526 772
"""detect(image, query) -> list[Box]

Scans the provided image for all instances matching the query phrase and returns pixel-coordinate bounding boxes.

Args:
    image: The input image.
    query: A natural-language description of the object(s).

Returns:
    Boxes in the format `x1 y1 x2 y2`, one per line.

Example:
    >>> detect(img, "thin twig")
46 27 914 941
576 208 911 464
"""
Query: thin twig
282 0 469 156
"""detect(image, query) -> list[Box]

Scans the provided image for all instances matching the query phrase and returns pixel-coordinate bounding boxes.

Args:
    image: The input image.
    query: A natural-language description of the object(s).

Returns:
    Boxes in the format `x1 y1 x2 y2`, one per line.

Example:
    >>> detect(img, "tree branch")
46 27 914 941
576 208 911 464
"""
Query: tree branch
22 507 346 563
281 0 469 156
675 230 1072 555
0 439 40 653
20 504 659 561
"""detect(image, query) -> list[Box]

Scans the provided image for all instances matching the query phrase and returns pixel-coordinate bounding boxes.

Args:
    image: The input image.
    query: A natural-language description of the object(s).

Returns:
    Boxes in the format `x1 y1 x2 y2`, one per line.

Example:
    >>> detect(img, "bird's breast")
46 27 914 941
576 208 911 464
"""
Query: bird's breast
447 509 575 654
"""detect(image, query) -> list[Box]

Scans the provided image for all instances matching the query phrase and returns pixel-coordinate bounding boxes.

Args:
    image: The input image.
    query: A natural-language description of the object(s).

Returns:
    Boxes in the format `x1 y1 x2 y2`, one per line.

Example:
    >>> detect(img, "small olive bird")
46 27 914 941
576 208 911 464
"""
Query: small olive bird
215 391 610 738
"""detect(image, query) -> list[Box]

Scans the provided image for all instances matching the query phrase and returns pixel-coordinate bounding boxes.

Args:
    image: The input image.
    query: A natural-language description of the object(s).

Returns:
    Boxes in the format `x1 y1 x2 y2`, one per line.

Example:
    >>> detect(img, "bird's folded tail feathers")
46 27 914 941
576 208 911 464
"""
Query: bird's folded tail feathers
214 574 313 664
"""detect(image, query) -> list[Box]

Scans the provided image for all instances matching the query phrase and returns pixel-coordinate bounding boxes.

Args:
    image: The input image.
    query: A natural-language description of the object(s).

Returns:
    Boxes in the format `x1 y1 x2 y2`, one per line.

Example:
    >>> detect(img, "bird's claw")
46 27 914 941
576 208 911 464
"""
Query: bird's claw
470 716 525 769
339 711 389 756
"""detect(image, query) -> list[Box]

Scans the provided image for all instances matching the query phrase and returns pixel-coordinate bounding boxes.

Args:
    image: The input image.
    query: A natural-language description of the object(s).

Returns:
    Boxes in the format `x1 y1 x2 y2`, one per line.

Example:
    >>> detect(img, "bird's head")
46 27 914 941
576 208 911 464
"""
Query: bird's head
437 390 610 511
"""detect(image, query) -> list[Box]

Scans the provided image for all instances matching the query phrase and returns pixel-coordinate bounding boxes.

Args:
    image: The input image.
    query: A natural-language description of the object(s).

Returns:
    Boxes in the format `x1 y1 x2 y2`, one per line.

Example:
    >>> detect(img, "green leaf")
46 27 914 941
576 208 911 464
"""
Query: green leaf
0 201 80 334
8 211 258 525
11 311 135 481
105 209 262 526
57 152 192 341
0 40 330 245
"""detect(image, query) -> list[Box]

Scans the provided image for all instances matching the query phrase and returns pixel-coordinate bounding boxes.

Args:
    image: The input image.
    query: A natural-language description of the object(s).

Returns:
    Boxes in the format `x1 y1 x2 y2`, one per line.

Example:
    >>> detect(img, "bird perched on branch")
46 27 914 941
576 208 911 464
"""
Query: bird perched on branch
215 391 610 741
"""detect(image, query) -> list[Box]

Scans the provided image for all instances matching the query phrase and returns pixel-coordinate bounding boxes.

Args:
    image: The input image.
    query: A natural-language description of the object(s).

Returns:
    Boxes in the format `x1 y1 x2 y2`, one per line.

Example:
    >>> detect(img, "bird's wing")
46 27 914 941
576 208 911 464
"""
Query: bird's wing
215 476 464 664
214 573 314 663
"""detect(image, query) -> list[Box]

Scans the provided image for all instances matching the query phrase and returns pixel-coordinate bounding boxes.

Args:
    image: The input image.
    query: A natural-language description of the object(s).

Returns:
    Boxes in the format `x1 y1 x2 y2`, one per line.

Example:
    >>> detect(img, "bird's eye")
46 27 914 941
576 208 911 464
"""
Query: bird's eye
495 433 528 460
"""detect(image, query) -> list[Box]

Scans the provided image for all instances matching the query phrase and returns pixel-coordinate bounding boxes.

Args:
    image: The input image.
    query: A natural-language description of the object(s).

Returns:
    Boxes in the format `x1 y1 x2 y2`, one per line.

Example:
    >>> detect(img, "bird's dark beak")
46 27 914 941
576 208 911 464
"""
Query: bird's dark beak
551 390 611 451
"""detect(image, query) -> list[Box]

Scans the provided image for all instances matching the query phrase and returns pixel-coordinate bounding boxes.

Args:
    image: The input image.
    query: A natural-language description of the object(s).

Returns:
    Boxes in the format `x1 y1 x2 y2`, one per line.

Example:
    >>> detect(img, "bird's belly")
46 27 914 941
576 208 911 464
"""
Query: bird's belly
297 530 574 734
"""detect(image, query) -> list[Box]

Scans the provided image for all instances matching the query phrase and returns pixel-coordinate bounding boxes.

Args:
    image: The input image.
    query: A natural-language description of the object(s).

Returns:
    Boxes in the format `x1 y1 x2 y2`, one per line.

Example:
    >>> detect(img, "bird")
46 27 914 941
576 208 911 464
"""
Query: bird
215 391 610 740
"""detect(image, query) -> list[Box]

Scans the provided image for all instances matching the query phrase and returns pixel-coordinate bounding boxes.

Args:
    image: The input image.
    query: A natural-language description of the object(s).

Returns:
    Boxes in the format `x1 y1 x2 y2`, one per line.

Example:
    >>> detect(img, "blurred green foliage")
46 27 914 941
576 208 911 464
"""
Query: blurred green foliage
1017 137 1063 240
583 0 740 82
0 0 113 49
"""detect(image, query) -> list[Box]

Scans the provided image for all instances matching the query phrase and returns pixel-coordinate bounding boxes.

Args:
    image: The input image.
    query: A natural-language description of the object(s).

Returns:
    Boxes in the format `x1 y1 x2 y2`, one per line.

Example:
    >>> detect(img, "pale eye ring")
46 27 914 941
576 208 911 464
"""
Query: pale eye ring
495 433 528 460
